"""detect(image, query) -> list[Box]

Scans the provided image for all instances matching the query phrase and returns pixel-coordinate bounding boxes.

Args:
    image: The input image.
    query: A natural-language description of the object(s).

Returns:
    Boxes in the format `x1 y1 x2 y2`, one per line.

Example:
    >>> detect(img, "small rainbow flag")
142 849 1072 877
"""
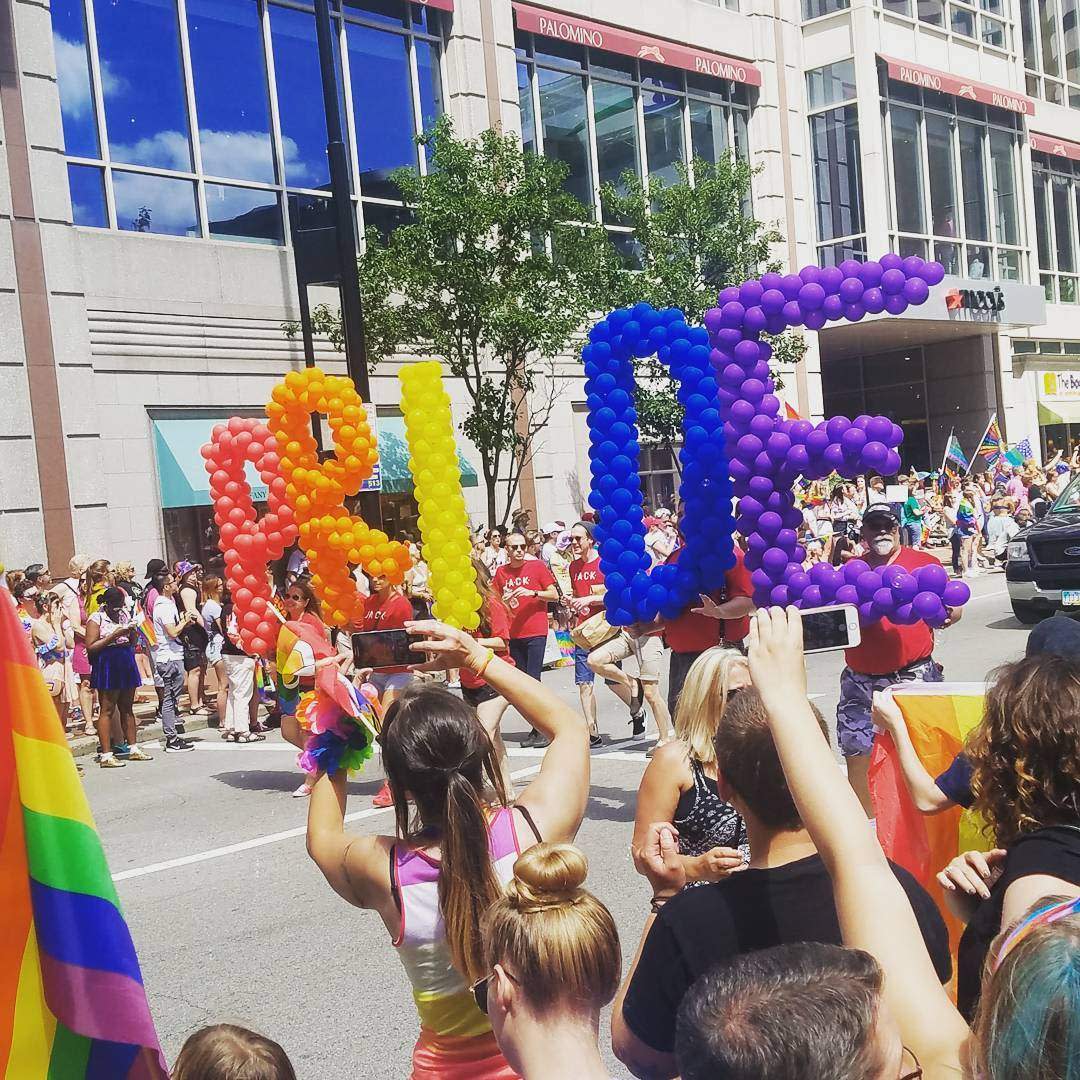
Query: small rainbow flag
868 682 993 950
133 606 156 651
0 590 168 1078
974 414 1006 466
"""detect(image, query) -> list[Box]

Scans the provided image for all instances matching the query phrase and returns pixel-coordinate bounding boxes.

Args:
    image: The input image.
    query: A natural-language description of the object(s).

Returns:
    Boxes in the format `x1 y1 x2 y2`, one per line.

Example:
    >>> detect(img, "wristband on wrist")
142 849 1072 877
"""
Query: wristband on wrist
650 894 674 914
471 648 496 680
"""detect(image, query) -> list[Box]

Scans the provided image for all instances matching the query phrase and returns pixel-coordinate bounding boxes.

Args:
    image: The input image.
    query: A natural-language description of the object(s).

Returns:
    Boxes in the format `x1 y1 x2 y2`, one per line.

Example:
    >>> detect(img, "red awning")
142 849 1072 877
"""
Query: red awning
879 54 1034 116
420 0 453 10
1031 132 1080 163
512 2 761 87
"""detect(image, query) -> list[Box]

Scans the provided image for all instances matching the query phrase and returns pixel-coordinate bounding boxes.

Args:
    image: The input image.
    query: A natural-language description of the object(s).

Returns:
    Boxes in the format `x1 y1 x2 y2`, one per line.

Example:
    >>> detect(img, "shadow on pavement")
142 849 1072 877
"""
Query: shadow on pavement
985 617 1027 631
584 784 636 824
211 770 384 797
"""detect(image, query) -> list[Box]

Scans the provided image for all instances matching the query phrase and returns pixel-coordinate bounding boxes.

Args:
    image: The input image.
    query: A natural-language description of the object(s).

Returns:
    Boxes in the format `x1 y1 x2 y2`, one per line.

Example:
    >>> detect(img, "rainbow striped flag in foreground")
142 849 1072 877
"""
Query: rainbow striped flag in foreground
868 682 993 951
0 589 167 1078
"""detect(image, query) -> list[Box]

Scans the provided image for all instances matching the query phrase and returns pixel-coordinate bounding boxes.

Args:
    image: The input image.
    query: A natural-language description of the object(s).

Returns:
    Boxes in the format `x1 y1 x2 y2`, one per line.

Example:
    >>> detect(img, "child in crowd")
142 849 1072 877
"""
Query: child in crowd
173 1024 296 1080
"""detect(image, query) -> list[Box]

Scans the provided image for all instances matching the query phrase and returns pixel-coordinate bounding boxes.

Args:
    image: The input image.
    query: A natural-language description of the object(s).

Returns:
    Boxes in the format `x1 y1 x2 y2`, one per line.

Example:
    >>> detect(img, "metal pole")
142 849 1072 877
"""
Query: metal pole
295 281 324 452
312 0 370 401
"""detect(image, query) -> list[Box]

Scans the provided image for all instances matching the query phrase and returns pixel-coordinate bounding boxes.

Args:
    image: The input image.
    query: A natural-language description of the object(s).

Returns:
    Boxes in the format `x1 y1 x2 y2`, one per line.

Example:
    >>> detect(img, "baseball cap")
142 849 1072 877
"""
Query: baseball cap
1026 615 1080 660
542 520 564 535
145 558 167 578
863 503 900 526
24 563 47 581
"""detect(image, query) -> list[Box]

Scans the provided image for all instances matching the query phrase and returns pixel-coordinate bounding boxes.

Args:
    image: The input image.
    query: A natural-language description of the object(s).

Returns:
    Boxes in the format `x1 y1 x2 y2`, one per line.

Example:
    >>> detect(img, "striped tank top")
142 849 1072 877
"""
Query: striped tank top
391 806 534 1080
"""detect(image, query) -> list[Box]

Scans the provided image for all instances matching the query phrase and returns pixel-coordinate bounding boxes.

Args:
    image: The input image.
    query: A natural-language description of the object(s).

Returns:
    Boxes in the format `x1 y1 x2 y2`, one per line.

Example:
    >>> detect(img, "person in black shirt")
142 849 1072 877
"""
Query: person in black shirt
611 686 951 1079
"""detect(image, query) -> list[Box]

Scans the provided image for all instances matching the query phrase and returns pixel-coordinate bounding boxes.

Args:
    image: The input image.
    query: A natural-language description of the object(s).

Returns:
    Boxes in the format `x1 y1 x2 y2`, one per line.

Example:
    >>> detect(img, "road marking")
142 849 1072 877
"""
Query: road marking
966 588 1007 603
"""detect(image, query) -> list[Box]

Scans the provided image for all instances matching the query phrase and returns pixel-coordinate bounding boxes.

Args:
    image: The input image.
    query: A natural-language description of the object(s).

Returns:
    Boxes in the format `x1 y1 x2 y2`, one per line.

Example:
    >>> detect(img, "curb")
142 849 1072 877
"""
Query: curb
69 705 215 759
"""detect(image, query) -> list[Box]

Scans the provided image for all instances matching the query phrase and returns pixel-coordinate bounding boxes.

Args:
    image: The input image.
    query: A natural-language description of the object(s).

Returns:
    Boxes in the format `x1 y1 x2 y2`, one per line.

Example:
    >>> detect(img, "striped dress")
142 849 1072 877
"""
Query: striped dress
391 807 528 1080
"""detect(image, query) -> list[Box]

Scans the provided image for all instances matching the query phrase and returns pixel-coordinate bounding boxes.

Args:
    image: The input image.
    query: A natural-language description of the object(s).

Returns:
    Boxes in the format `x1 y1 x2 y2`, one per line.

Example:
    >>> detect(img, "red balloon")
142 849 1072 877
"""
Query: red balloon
235 587 253 607
228 507 247 527
250 636 268 656
228 416 247 435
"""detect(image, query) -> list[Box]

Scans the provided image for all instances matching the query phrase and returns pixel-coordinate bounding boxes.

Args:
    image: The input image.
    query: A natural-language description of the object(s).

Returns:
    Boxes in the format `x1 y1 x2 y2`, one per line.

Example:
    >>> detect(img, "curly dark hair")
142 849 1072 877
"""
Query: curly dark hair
967 655 1080 845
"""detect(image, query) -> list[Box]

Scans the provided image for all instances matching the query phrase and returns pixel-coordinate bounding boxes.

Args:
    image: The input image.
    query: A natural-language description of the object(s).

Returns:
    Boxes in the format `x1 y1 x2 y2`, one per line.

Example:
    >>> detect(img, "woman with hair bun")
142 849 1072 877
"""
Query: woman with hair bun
477 843 620 1080
305 620 590 1080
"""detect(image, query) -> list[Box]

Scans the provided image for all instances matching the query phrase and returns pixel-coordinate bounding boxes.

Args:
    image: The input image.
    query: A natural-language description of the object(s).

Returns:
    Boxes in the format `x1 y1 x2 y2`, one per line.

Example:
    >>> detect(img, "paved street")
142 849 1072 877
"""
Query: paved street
88 572 1024 1078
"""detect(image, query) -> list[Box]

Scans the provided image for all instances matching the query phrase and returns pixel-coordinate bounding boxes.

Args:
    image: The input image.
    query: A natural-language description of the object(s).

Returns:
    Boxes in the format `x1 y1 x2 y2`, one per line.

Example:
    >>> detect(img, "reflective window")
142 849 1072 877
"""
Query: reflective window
806 60 856 110
517 63 536 156
537 66 593 207
809 105 863 242
205 183 283 244
269 6 330 191
890 107 925 234
92 0 192 170
989 129 1019 245
879 0 1012 49
51 0 99 158
593 79 639 214
1034 153 1080 302
958 122 988 241
347 23 416 199
690 99 729 165
802 0 849 16
186 0 275 183
925 113 957 239
113 171 198 235
415 39 443 168
642 71 685 189
67 163 108 227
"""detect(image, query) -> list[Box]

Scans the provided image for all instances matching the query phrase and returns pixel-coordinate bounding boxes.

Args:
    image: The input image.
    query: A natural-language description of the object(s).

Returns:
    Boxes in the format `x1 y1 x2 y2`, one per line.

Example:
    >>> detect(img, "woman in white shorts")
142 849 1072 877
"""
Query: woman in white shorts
587 628 673 745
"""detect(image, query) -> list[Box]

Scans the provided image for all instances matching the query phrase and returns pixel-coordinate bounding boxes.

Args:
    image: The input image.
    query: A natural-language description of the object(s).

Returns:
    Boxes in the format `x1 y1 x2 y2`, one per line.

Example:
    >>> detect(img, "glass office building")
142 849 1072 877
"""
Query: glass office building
0 0 1070 569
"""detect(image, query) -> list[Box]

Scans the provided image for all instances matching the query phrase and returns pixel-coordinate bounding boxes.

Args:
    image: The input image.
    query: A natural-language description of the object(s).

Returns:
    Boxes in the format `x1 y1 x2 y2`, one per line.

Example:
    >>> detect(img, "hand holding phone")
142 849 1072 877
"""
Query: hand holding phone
351 628 416 670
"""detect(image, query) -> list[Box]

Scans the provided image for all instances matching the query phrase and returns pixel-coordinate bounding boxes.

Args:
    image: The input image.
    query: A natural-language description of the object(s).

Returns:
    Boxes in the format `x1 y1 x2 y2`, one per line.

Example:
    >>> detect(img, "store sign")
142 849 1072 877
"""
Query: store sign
512 2 762 86
1041 371 1080 401
879 54 1035 115
945 286 1006 314
1031 132 1080 163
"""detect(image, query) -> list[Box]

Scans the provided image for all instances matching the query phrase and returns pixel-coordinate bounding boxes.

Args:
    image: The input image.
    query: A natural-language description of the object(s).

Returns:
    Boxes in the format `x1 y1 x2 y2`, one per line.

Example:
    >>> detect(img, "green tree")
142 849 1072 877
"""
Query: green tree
601 156 806 470
287 116 620 527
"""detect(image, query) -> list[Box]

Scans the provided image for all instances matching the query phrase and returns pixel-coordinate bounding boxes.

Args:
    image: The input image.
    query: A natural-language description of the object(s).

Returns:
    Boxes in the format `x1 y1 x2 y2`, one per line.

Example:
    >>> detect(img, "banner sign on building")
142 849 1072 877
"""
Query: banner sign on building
513 2 762 86
1041 371 1080 401
879 54 1034 116
1031 133 1080 163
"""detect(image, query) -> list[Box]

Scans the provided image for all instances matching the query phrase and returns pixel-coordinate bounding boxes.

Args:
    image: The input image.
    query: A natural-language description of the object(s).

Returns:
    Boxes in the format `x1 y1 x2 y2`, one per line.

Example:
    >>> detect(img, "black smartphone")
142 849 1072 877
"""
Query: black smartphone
799 604 861 654
351 628 415 670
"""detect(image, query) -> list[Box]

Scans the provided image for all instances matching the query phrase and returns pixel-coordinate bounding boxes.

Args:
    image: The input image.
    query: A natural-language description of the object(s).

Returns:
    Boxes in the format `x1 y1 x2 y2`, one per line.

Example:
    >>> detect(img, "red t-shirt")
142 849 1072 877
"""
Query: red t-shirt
664 546 754 654
493 559 556 639
569 555 605 626
844 547 939 675
459 596 517 690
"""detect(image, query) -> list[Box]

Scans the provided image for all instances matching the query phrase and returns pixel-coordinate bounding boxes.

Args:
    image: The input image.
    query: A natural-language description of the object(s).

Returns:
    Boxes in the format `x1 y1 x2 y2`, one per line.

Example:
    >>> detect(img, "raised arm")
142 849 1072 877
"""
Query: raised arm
747 608 969 1076
871 691 954 814
407 620 589 843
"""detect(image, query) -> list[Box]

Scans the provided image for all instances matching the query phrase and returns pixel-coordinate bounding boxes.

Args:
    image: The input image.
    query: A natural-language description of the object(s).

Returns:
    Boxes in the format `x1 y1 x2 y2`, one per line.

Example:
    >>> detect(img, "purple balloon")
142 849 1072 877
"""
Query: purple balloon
873 587 896 613
865 416 893 444
857 571 882 600
760 394 781 418
912 590 943 621
763 547 789 575
942 580 971 608
786 445 810 473
824 444 845 471
737 434 764 461
744 306 768 334
761 288 786 315
858 261 883 287
751 569 772 592
738 496 763 522
892 603 917 625
922 261 946 286
804 310 827 331
819 266 844 294
787 571 811 597
799 265 823 284
801 585 824 608
767 432 792 461
734 338 762 366
749 413 776 440
835 584 859 606
716 328 743 350
730 399 756 425
826 416 851 441
901 255 925 277
805 428 830 456
722 362 746 387
776 528 799 552
720 301 747 327
798 282 826 311
841 427 867 456
718 286 741 305
822 295 845 320
789 420 814 443
838 259 863 278
890 423 905 446
748 475 774 499
884 295 909 316
883 450 903 475
704 308 724 333
858 601 878 625
843 559 870 583
915 563 949 595
893 574 919 604
781 273 804 300
783 301 804 326
770 584 791 607
863 287 885 314
741 378 766 403
758 511 783 538
862 441 890 471
844 303 866 322
903 277 930 305
879 252 903 271
761 272 784 292
839 277 864 304
740 280 764 306
880 268 907 295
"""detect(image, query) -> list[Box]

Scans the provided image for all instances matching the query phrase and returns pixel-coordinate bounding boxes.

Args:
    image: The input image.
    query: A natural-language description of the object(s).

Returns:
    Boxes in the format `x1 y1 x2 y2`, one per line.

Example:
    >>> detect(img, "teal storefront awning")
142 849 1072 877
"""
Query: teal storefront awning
373 414 479 493
153 414 479 508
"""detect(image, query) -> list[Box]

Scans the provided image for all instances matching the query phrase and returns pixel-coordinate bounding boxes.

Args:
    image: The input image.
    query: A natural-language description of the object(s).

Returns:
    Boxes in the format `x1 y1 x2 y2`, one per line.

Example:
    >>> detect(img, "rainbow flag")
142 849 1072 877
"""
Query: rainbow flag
133 606 155 652
868 682 992 950
0 591 168 1077
974 414 1006 466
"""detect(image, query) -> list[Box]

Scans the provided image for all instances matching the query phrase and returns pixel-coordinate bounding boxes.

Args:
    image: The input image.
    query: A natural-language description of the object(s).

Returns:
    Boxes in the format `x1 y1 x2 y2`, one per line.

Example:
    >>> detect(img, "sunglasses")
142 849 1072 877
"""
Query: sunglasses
899 1046 923 1080
285 593 305 602
470 968 519 1015
507 544 526 551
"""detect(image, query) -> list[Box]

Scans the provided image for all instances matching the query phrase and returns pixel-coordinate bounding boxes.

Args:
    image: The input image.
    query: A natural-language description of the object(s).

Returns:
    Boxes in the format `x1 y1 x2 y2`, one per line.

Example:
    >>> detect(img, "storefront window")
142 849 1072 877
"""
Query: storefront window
515 31 752 227
1033 153 1080 303
884 77 1027 282
807 61 865 267
53 0 444 244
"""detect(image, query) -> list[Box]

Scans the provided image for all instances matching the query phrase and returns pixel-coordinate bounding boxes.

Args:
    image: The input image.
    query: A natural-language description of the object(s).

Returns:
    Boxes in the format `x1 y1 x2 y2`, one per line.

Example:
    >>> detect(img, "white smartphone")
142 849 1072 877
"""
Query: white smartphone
798 604 861 654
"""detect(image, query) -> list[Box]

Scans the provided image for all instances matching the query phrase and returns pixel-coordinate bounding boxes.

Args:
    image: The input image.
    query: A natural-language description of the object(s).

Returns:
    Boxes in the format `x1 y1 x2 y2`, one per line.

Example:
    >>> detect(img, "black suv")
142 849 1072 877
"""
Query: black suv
1007 474 1080 623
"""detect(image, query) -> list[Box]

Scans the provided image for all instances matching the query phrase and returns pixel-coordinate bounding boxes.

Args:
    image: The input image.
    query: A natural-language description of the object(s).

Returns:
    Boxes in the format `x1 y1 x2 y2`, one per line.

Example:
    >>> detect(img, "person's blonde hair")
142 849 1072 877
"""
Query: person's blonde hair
674 647 749 767
481 843 620 1015
172 1024 296 1080
113 561 136 581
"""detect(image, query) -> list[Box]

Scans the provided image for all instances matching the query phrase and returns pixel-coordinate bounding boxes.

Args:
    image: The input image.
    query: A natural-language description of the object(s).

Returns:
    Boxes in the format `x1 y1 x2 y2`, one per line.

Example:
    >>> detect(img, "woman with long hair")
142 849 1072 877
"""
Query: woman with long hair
459 556 515 788
176 562 210 717
77 558 112 738
85 585 151 767
201 575 227 732
13 581 75 730
630 647 750 886
306 620 589 1080
935 654 1080 1019
476 843 620 1080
